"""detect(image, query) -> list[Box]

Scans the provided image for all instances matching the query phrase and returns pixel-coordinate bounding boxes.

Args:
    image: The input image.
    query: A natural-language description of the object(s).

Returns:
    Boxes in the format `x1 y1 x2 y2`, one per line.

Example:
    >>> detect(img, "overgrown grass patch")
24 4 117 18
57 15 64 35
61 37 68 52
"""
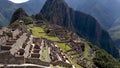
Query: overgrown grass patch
29 26 59 41
56 42 71 52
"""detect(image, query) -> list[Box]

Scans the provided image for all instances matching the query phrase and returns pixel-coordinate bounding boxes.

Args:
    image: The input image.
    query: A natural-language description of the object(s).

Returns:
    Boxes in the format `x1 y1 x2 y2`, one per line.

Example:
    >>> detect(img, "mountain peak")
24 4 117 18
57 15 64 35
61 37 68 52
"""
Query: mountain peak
10 8 28 24
38 0 73 30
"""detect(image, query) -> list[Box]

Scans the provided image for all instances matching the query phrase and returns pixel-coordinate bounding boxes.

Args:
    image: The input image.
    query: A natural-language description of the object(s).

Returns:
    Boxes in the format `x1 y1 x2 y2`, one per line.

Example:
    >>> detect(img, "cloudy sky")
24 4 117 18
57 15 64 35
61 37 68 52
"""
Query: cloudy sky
9 0 29 3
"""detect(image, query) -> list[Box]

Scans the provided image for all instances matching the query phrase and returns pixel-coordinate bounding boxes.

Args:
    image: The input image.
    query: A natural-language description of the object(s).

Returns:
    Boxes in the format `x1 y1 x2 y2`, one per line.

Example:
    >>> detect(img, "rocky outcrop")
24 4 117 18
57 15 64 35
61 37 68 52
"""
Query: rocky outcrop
36 0 119 58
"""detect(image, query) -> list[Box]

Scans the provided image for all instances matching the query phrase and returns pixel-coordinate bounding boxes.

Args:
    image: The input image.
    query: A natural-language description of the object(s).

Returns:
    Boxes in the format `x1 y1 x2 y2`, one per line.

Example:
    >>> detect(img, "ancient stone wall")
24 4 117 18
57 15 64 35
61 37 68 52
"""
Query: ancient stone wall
25 58 50 66
0 51 24 64
10 33 28 55
52 61 72 68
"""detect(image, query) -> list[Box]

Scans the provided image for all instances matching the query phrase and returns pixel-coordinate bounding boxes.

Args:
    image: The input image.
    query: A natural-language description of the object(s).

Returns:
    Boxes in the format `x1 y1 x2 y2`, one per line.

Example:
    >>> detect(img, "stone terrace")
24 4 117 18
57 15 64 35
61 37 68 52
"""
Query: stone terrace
0 27 72 68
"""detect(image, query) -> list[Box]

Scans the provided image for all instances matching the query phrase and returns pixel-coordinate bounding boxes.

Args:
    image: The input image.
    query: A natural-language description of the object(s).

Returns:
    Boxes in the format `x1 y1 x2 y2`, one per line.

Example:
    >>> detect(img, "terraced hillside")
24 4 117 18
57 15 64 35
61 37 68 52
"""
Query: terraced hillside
0 20 120 68
28 24 99 67
28 23 120 68
0 20 97 68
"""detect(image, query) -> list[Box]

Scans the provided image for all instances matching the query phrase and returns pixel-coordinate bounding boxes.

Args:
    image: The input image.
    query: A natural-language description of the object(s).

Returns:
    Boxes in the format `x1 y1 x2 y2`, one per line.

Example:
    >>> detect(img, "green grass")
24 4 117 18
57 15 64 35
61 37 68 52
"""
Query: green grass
68 51 78 57
29 26 59 41
28 26 71 52
84 42 93 60
41 47 47 61
84 42 90 58
83 42 94 67
56 42 71 52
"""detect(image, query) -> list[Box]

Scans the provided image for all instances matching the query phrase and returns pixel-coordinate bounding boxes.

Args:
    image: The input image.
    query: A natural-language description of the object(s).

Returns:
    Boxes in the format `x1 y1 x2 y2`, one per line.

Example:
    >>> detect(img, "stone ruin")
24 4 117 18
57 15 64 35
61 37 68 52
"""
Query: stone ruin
0 27 72 68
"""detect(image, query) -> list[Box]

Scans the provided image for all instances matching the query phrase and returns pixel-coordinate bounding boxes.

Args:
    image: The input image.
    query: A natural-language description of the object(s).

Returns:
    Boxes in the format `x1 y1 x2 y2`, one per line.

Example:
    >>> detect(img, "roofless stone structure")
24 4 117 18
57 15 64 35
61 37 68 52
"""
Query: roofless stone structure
0 27 72 68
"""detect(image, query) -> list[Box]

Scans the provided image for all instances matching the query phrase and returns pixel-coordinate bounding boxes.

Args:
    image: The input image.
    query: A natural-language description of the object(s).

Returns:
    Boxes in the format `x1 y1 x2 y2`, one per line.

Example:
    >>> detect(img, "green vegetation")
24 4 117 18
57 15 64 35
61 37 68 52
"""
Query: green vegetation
56 42 71 52
84 42 89 58
28 24 120 68
28 25 83 67
29 26 59 41
92 46 120 68
67 55 83 68
82 42 94 68
29 26 71 52
21 16 33 25
41 48 47 61
84 42 93 60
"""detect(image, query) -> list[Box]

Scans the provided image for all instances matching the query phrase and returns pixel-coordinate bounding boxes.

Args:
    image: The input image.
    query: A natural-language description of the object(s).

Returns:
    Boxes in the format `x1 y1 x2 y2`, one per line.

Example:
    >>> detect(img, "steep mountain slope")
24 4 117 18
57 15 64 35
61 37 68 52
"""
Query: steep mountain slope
36 0 119 58
65 0 120 29
65 0 120 47
37 0 73 30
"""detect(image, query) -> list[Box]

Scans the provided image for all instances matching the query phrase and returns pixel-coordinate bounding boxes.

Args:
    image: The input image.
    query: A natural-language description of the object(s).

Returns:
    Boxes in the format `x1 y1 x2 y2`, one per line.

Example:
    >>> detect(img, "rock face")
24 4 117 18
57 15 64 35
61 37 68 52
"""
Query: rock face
38 0 73 30
36 0 119 58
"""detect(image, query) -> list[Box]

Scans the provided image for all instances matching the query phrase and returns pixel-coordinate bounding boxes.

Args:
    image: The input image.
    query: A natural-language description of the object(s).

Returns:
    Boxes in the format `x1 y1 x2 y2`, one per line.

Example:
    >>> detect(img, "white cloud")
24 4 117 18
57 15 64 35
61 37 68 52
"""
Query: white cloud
9 0 29 3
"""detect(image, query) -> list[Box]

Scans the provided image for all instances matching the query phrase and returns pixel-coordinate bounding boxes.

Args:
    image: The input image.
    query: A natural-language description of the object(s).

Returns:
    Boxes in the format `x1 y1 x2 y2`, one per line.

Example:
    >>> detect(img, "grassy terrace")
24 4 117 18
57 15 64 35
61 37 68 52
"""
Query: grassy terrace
84 42 93 60
56 43 71 52
28 25 71 51
41 47 47 61
83 42 94 68
28 25 83 67
29 26 59 41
